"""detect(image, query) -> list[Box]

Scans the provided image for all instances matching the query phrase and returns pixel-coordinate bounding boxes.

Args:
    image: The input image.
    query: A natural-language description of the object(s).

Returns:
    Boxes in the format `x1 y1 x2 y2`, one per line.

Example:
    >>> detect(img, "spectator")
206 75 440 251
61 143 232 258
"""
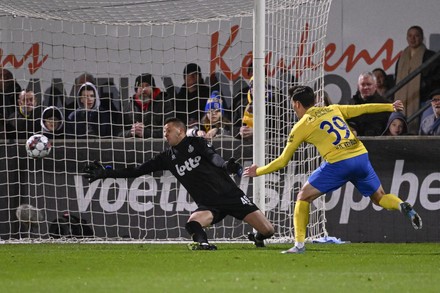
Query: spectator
175 63 210 127
66 82 111 138
99 80 123 137
232 65 252 134
347 72 390 136
187 91 236 139
43 83 66 109
394 25 440 133
120 73 172 138
67 72 97 116
72 72 96 95
233 76 287 140
41 106 65 139
381 111 408 136
7 89 42 139
0 68 22 138
372 68 392 100
419 89 440 135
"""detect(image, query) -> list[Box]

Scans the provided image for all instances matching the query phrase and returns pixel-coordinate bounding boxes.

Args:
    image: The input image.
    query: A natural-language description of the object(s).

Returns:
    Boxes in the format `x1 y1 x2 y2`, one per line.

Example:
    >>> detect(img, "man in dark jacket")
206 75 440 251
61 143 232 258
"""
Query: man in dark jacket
7 89 42 139
175 63 211 127
347 72 390 136
1 68 22 139
120 73 172 138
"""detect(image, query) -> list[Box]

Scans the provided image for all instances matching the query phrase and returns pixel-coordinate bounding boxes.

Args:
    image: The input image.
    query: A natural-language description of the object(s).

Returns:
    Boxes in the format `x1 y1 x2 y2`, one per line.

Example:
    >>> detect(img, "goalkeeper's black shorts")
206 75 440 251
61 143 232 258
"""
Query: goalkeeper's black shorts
194 194 259 225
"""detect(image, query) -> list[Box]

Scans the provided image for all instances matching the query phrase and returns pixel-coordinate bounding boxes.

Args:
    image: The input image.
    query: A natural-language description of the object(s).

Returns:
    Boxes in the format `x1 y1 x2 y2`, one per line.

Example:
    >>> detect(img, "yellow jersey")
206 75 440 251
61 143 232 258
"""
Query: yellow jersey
256 103 394 176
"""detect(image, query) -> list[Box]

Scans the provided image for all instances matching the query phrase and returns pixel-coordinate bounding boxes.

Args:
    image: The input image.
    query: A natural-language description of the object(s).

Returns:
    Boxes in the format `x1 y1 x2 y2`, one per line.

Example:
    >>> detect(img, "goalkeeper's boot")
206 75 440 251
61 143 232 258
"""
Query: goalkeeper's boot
400 202 422 229
187 242 217 251
281 246 305 254
248 232 265 248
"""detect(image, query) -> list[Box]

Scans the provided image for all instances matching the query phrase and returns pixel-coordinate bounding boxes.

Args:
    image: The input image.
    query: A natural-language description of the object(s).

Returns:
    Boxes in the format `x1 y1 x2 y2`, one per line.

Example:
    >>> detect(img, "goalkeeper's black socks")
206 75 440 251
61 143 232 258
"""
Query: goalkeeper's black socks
248 232 273 247
255 231 273 241
185 221 209 244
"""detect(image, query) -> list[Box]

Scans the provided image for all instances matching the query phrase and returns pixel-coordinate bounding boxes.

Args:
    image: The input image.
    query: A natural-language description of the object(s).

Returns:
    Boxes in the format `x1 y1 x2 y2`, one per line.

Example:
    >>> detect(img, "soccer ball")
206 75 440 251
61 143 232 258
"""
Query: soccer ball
26 134 52 158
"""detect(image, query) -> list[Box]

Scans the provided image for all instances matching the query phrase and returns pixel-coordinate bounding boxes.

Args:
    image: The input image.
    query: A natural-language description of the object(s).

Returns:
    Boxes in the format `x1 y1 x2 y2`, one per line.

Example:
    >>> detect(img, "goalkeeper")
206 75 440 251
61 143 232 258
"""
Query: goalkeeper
243 86 422 254
83 117 274 250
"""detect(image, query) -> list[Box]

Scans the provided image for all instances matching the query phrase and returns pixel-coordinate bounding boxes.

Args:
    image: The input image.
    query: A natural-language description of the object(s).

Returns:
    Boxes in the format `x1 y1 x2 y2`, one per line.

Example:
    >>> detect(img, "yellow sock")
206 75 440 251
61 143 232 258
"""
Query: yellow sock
294 200 310 243
378 193 403 211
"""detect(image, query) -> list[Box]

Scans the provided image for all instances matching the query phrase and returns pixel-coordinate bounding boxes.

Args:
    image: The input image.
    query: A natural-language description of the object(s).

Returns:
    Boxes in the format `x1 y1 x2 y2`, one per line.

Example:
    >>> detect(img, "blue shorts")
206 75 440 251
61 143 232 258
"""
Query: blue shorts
308 153 380 197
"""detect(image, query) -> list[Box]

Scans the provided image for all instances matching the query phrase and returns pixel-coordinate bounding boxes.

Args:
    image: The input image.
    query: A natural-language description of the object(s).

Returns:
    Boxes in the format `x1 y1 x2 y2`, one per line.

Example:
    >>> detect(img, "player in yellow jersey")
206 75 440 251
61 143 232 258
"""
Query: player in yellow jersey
243 85 422 254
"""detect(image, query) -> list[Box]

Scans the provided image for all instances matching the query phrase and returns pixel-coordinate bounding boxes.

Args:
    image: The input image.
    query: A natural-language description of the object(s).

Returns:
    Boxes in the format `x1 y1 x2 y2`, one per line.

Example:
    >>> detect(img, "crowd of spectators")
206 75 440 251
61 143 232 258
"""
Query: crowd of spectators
1 25 439 142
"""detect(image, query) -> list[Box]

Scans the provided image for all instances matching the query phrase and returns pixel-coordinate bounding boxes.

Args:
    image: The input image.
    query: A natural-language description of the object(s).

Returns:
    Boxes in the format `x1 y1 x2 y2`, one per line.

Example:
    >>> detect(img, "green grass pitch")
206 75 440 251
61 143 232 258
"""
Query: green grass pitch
1 242 439 292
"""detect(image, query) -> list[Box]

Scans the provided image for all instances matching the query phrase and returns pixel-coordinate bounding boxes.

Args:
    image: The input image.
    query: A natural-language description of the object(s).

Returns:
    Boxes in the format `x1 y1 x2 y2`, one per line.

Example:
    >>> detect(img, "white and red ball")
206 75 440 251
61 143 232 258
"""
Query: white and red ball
25 134 52 158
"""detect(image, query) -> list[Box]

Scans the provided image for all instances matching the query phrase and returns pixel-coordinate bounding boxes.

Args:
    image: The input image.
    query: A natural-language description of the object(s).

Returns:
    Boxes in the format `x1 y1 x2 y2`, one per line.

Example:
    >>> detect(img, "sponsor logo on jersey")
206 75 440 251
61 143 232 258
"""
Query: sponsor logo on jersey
188 144 194 153
175 155 201 176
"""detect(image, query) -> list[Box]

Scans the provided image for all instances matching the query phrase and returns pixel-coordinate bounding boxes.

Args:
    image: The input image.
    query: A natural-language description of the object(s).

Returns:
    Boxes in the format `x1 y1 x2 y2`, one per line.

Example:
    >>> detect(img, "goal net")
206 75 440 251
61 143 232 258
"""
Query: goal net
0 0 332 242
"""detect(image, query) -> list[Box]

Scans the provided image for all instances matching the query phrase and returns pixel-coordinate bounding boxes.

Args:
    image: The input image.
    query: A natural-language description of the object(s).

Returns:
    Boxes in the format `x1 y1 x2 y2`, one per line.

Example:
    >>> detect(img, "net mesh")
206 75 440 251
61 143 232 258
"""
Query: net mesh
0 0 332 243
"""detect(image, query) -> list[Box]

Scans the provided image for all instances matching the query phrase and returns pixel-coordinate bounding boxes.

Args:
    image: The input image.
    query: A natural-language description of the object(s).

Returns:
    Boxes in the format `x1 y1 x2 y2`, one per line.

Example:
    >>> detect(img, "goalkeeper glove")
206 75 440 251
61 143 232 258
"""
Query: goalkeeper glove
223 158 243 176
83 160 110 183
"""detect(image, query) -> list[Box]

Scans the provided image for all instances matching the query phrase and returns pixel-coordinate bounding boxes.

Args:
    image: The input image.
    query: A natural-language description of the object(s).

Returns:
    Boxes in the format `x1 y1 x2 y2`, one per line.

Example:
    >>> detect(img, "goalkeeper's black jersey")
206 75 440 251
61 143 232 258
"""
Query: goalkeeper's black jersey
134 136 244 206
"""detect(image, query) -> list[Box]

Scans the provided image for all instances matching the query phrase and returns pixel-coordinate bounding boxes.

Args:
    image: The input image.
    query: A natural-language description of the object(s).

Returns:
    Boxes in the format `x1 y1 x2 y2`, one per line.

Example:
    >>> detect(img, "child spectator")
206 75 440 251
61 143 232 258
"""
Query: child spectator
66 82 111 138
41 106 65 139
187 91 235 139
381 112 408 136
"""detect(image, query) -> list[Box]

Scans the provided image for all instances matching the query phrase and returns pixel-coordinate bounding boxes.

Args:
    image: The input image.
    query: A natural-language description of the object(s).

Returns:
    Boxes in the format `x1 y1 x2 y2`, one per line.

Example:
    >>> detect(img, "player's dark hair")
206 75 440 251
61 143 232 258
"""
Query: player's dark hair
164 117 187 131
288 85 315 107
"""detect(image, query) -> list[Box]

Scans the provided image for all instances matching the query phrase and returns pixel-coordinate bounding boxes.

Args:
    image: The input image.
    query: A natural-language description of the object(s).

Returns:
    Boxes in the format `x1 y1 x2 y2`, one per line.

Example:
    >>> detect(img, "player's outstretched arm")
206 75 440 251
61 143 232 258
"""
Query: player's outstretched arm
393 100 404 112
243 164 258 177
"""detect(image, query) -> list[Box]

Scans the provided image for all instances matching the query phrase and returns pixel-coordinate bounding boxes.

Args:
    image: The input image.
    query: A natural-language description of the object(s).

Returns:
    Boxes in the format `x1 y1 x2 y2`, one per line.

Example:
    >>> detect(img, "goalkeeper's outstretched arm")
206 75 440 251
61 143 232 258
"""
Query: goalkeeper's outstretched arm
82 160 150 183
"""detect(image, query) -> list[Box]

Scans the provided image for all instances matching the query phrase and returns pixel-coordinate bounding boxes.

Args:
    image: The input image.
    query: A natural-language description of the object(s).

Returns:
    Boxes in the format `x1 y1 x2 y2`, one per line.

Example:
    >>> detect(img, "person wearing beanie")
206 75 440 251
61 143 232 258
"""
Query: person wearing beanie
381 111 408 136
186 91 235 139
175 63 211 126
119 73 172 138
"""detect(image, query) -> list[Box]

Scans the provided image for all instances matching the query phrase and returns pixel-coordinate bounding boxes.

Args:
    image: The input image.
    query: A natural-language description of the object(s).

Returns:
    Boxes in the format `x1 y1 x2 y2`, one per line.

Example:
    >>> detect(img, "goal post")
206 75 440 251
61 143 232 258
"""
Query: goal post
0 0 332 243
254 0 332 242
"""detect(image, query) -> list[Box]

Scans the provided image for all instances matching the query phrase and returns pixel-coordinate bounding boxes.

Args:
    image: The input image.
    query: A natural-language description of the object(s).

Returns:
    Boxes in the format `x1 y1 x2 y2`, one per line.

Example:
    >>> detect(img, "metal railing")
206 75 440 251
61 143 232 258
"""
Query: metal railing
384 50 440 123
